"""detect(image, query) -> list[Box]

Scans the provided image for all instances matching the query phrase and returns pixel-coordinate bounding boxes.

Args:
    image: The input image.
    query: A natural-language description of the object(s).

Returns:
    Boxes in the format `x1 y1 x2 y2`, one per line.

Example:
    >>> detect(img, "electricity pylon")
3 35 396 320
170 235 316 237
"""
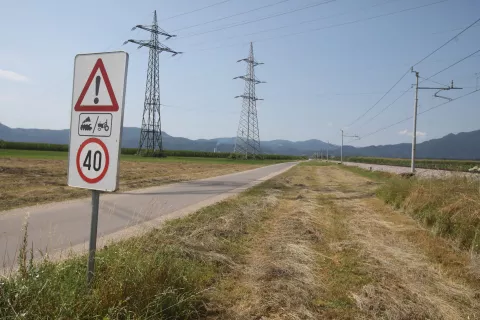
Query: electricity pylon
124 10 181 156
233 42 265 159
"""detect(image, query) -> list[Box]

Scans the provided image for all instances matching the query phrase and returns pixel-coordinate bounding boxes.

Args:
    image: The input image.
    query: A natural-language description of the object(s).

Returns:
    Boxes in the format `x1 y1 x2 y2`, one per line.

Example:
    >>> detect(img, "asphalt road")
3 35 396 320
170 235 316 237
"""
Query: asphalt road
0 162 296 270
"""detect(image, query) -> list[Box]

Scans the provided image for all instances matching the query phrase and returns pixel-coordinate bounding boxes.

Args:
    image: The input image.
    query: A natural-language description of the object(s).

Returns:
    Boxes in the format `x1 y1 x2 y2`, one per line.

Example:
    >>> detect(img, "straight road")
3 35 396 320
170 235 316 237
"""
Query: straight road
0 162 296 270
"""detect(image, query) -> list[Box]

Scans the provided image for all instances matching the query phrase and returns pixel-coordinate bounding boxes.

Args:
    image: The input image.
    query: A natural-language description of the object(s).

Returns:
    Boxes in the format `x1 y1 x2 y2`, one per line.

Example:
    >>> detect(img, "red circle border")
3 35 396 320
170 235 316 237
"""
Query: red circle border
76 138 110 184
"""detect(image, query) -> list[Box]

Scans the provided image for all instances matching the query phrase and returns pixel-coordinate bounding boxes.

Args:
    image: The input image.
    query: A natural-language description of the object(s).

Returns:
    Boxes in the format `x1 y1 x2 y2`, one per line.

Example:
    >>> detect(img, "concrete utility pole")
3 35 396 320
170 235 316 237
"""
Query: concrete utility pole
411 71 419 173
326 142 329 160
341 129 359 164
410 69 462 173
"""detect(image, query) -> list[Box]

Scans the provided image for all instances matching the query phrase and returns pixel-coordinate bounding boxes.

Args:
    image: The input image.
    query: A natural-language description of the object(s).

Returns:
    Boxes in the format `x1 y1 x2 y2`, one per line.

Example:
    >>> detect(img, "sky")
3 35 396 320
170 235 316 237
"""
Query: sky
0 0 479 147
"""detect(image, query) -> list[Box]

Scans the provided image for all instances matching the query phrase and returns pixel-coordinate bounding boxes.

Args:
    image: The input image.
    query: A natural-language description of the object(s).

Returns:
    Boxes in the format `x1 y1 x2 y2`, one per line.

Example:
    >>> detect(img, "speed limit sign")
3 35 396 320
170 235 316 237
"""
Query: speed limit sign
76 138 110 184
68 52 128 191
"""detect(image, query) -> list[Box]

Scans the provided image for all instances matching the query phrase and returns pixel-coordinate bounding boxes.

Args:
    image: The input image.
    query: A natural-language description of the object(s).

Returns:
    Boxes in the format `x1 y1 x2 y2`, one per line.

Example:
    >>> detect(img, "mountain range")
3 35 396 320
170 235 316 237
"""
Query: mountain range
1 122 479 159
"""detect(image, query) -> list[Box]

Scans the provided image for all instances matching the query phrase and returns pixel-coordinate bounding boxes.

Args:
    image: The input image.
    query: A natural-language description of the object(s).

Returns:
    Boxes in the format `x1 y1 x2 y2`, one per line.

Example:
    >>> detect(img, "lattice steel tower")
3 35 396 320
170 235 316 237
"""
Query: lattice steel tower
234 42 265 158
124 10 181 156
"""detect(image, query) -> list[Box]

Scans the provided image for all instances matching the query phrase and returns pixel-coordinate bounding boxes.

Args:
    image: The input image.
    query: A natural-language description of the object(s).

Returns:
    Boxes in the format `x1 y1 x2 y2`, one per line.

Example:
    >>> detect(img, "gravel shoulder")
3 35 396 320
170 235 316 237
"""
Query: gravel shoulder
341 161 478 178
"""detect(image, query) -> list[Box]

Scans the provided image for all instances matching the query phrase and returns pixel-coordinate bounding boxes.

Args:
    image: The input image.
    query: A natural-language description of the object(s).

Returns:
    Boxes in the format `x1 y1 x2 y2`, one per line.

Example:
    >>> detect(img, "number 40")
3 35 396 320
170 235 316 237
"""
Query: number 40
83 150 102 171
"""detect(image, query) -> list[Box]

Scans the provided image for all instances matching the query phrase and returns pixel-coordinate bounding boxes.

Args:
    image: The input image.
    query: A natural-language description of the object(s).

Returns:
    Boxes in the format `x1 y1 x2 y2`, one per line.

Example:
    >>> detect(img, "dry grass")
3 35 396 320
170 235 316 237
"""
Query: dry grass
207 166 328 319
321 166 480 319
4 163 480 319
208 164 480 319
0 167 281 319
377 175 480 252
0 157 262 211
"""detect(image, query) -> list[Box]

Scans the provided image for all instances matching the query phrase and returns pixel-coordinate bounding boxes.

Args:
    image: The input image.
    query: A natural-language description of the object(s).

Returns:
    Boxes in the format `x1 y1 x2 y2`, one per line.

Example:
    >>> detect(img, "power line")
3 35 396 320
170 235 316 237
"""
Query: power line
422 47 480 81
172 0 292 32
191 0 403 44
160 0 233 22
431 23 480 35
418 88 479 115
412 16 480 67
255 0 450 46
356 88 480 141
357 86 412 129
347 69 410 128
179 0 336 39
192 0 450 53
344 10 477 128
419 76 449 87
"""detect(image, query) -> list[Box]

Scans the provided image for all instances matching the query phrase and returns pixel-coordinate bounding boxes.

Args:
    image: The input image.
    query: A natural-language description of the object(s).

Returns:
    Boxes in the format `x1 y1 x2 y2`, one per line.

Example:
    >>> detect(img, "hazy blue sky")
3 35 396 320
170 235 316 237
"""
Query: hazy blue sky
0 0 479 147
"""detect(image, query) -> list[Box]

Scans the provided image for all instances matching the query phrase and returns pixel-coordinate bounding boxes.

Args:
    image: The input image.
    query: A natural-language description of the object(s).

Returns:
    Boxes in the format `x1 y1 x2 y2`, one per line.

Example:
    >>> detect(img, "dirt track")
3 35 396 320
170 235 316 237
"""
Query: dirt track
209 164 480 319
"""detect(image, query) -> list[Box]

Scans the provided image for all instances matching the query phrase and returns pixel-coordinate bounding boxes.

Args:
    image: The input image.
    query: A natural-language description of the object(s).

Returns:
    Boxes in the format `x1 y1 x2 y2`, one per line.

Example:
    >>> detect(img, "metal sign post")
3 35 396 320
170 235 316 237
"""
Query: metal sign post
87 190 100 284
68 51 128 285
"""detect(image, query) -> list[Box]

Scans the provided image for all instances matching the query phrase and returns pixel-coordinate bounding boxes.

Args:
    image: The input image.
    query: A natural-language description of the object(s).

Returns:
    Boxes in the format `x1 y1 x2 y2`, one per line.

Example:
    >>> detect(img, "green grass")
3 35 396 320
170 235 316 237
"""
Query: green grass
0 179 279 319
0 149 292 164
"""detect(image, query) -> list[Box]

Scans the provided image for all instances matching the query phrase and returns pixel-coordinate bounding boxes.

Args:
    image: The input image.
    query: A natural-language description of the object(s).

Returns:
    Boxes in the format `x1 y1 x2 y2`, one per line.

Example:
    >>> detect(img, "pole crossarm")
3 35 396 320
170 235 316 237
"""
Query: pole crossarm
237 58 264 66
132 25 176 39
234 95 263 100
123 39 182 56
233 75 266 84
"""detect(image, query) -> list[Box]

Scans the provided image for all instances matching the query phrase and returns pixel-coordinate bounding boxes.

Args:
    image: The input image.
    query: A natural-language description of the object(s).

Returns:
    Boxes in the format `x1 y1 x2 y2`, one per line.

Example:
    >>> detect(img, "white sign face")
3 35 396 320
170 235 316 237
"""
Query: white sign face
68 51 128 192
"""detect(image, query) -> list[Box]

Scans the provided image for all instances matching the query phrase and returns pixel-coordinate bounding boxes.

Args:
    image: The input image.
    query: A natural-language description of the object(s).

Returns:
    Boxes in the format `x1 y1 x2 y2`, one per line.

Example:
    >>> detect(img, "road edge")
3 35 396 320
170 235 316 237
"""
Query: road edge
25 162 297 267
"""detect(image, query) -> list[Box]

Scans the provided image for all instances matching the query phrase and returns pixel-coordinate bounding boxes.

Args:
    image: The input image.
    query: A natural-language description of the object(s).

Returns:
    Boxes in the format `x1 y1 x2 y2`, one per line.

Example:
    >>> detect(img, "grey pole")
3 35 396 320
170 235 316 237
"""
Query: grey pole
411 71 419 173
341 130 344 164
87 190 100 285
327 141 329 160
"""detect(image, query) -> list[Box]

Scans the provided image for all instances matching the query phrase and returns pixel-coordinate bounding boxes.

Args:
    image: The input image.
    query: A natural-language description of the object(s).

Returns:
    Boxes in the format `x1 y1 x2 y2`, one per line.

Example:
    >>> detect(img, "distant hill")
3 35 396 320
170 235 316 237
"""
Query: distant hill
340 130 480 160
1 122 479 159
0 123 331 155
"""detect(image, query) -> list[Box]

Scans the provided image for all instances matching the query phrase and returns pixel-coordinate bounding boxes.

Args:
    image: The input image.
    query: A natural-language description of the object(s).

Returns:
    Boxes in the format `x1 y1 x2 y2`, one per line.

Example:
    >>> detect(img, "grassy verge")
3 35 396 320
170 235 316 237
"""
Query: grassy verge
0 177 280 319
321 163 480 253
338 163 480 254
376 175 480 252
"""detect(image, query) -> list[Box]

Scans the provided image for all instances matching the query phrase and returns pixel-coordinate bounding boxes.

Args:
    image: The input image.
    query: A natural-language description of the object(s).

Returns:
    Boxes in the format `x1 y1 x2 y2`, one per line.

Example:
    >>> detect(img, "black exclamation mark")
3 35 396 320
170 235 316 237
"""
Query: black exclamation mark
94 76 100 104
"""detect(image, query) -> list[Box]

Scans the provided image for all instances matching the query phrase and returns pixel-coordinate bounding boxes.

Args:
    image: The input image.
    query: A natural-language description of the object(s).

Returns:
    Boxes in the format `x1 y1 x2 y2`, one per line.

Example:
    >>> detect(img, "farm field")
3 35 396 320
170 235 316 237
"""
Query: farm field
0 149 283 211
346 156 480 172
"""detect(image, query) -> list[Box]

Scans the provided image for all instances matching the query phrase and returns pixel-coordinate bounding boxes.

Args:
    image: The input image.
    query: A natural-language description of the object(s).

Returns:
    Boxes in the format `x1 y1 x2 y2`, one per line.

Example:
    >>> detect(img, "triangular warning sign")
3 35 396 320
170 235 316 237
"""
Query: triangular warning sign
74 58 119 112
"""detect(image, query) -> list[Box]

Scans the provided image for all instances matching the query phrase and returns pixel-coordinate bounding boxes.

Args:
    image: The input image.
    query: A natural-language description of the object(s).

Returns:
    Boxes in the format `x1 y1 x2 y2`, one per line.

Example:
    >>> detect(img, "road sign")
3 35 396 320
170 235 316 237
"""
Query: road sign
74 58 119 112
68 52 128 192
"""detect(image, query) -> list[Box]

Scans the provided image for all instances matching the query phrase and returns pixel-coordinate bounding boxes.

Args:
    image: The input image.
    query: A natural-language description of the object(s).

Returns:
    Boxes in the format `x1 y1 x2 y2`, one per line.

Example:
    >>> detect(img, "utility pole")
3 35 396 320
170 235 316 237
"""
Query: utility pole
234 42 265 159
476 72 480 90
124 11 182 156
326 141 329 160
341 129 359 164
410 69 462 173
411 70 419 173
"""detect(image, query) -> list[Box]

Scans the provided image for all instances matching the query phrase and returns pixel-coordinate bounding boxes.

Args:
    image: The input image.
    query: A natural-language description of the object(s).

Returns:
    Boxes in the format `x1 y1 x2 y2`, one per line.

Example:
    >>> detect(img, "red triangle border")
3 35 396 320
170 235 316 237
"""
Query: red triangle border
74 58 119 112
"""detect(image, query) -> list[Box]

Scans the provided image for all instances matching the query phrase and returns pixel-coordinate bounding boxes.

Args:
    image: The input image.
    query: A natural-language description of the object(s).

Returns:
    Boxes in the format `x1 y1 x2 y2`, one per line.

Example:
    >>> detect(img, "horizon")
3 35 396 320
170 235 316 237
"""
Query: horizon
0 120 472 147
1 0 479 147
